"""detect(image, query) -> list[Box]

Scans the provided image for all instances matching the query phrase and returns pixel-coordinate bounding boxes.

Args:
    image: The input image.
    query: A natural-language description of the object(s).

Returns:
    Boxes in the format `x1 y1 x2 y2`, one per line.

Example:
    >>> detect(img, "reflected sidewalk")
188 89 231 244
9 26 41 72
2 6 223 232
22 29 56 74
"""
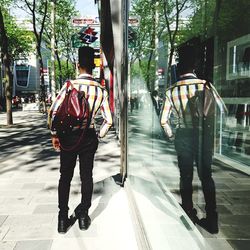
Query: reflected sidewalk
128 108 250 250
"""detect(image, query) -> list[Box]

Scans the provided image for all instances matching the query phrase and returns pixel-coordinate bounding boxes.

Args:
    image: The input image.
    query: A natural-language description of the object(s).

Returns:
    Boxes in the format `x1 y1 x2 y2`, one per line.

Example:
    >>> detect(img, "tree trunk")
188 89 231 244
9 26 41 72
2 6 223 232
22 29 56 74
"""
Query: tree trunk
145 25 156 92
167 44 175 86
146 50 154 91
27 0 48 113
37 49 45 98
55 50 63 88
66 57 69 79
213 0 222 34
0 8 13 125
37 48 46 112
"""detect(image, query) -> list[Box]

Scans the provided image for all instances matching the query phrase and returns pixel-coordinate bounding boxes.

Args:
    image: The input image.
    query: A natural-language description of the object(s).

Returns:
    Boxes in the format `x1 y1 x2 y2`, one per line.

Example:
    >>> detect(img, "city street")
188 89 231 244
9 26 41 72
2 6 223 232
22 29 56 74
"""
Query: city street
1 0 249 249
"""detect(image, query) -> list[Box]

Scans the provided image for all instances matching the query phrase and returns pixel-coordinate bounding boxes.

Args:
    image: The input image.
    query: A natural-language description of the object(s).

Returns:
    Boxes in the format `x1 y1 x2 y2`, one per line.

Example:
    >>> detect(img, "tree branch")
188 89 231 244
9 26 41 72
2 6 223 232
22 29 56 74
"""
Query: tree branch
163 0 173 44
39 0 48 43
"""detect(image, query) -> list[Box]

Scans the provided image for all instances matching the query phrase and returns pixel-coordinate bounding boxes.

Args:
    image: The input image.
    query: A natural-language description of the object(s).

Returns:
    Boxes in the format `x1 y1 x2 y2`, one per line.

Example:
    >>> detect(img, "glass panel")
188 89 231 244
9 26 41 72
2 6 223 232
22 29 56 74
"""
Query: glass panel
127 1 250 249
127 74 206 249
216 102 250 165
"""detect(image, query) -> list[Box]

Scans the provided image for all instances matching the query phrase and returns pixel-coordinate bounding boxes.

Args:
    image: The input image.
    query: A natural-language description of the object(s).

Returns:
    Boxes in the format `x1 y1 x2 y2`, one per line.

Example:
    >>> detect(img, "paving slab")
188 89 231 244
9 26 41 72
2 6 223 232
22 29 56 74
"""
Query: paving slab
0 216 7 227
32 204 58 214
0 226 9 241
205 238 233 250
14 240 52 250
0 241 16 250
2 215 54 228
227 240 250 250
3 225 57 241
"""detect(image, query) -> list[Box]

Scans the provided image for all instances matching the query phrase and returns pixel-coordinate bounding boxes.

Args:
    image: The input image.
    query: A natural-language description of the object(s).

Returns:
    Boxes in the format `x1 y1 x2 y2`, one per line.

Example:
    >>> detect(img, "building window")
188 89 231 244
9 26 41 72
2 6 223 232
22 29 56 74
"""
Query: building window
226 34 250 80
15 64 30 87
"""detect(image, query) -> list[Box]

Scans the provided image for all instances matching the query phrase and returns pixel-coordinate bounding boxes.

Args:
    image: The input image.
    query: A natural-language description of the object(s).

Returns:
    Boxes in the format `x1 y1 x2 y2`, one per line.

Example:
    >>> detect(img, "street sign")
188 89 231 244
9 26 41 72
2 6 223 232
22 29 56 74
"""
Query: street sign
78 27 98 44
128 16 140 26
72 17 99 26
94 58 100 67
71 25 99 48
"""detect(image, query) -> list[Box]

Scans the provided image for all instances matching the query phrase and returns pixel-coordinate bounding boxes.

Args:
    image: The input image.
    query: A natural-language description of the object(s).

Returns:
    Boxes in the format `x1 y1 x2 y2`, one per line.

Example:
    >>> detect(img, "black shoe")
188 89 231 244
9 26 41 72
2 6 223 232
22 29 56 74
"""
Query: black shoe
180 205 199 224
198 214 219 234
58 216 71 234
186 208 199 224
78 211 91 230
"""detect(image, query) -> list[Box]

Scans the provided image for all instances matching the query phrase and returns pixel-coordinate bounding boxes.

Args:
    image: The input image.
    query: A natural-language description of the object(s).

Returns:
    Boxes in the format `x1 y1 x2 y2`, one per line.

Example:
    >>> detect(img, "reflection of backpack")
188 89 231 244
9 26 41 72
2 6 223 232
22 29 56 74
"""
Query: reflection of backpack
196 83 215 117
50 81 90 150
190 82 216 126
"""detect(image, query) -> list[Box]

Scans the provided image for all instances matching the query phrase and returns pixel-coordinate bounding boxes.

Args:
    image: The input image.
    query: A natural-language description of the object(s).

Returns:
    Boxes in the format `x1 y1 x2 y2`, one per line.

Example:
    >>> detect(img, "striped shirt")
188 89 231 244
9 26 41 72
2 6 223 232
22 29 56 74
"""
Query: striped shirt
160 73 226 138
48 73 113 138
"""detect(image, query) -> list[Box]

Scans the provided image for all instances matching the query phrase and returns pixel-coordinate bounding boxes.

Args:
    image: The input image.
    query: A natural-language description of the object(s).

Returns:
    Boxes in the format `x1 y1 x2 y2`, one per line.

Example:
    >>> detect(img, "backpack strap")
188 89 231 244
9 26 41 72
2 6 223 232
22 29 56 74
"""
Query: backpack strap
88 86 98 124
65 80 74 92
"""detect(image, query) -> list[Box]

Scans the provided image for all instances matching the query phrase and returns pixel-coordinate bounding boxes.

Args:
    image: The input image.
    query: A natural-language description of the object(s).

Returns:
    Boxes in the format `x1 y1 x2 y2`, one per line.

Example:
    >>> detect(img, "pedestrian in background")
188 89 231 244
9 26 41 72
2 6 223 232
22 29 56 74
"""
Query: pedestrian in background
48 46 113 234
151 90 161 116
161 44 226 234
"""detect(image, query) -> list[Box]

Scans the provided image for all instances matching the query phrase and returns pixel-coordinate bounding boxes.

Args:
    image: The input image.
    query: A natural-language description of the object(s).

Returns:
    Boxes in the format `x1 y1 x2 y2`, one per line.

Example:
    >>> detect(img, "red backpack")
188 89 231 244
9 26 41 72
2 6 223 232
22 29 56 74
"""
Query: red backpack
50 81 90 150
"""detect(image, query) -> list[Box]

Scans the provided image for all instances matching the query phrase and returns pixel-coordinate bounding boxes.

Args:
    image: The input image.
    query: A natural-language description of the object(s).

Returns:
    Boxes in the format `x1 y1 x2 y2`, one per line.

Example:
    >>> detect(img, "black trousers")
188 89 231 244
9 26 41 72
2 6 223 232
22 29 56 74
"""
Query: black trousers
58 129 98 216
175 127 216 215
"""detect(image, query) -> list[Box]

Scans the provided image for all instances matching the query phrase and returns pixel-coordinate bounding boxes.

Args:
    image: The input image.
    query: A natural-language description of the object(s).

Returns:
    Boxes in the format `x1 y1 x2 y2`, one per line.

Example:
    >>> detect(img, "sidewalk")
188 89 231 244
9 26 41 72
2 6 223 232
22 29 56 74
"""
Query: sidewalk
0 111 137 250
1 110 249 250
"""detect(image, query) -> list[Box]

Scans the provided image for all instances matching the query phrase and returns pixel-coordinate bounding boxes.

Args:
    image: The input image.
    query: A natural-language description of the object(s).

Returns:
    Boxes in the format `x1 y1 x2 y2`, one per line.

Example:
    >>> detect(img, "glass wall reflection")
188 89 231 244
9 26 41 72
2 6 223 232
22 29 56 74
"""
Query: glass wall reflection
127 0 250 249
127 75 207 249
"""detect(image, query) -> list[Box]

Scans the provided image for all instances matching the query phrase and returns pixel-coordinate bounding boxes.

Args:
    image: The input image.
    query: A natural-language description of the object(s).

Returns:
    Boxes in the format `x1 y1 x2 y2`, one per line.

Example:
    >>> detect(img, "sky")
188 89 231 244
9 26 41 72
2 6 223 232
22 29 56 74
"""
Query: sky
76 0 98 17
11 0 98 18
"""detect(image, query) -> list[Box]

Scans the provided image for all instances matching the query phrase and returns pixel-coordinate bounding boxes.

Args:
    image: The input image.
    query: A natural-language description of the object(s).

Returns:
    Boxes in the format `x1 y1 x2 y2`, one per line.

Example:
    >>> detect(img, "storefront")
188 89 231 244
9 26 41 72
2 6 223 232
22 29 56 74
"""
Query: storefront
213 0 250 169
125 1 250 249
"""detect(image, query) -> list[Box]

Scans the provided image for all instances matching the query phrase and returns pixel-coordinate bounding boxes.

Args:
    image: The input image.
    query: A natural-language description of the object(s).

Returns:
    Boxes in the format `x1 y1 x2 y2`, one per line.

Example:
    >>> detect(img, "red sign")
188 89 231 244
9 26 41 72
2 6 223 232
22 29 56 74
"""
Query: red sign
128 17 139 26
72 18 98 26
158 68 164 74
83 27 97 36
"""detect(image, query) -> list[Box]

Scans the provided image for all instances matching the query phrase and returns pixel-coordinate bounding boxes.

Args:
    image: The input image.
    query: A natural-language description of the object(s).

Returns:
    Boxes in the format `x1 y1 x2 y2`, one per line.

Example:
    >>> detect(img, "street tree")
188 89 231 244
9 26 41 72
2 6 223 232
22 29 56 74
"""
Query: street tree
0 5 13 125
160 0 195 85
55 60 75 86
129 0 157 91
130 0 196 89
182 0 216 41
55 0 78 85
0 1 33 125
43 0 78 88
16 0 49 109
